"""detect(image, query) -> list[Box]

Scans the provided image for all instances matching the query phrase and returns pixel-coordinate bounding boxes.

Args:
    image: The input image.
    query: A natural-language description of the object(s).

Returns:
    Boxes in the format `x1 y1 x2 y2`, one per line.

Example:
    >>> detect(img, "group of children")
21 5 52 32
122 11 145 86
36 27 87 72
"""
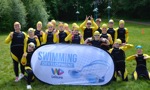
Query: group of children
5 16 150 89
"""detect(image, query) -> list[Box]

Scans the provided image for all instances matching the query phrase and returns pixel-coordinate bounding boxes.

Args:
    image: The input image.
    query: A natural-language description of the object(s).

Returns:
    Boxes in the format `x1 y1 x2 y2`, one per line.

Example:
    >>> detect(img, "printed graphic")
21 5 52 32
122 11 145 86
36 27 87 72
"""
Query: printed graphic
51 68 64 75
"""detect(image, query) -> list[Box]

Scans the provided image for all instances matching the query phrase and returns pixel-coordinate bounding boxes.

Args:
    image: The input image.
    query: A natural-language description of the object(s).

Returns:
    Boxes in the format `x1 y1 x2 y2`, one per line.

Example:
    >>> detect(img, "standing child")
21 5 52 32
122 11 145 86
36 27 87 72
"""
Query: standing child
116 20 129 44
5 22 27 82
43 23 57 44
95 18 102 33
24 28 40 53
35 21 44 44
126 45 150 80
80 16 98 40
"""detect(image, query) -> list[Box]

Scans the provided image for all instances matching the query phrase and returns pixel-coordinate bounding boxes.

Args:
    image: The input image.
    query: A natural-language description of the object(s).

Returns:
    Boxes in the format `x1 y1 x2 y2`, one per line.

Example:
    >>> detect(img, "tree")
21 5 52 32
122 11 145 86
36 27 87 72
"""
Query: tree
22 0 49 29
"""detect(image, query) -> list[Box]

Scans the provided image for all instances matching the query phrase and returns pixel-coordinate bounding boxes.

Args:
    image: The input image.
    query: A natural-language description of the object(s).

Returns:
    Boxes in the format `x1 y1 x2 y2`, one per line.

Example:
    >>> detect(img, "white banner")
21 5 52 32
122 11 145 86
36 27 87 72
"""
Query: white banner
31 44 114 85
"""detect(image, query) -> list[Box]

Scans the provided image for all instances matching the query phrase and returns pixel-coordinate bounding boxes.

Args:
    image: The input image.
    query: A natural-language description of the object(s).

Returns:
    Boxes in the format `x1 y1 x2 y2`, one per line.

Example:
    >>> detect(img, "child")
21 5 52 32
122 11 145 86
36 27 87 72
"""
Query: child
100 24 113 50
35 21 44 44
43 23 57 44
126 45 150 80
80 15 98 40
65 26 84 44
116 20 129 44
84 31 110 50
95 18 102 33
56 22 69 43
5 22 27 82
109 39 133 81
21 42 35 89
24 28 40 53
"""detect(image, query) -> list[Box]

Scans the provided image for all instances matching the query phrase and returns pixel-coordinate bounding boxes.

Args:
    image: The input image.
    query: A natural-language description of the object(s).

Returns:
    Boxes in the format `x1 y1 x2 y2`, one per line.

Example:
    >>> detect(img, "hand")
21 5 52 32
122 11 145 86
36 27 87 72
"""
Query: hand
79 35 82 38
134 54 138 57
85 15 90 21
23 53 27 57
90 15 93 20
34 36 38 39
40 31 43 35
10 32 14 38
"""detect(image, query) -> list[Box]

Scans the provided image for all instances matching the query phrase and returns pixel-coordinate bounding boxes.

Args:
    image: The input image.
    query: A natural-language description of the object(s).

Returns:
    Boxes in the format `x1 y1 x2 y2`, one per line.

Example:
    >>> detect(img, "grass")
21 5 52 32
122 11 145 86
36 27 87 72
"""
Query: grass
0 20 150 90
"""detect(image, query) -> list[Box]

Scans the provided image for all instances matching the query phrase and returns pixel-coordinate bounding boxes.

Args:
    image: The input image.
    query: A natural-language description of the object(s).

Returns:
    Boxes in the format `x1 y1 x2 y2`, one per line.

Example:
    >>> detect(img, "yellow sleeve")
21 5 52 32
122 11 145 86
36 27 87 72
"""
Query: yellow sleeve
114 28 117 41
53 33 58 43
35 38 40 47
91 19 98 31
108 48 113 53
126 55 135 61
125 28 129 43
21 56 27 66
108 34 113 44
65 30 70 35
65 34 72 42
80 37 84 44
5 32 12 44
40 31 44 42
143 54 150 60
79 20 87 31
120 44 134 51
43 31 47 44
23 37 28 53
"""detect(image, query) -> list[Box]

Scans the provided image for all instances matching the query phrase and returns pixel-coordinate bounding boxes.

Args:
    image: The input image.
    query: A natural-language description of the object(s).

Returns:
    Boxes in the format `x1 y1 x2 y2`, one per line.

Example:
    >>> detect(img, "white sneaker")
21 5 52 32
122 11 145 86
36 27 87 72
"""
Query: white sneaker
18 73 24 81
27 85 32 89
14 77 19 82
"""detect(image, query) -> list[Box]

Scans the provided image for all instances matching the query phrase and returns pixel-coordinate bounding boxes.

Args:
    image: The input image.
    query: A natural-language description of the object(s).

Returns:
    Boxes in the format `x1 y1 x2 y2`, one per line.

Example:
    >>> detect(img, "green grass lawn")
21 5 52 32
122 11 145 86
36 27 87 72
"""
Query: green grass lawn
0 20 150 90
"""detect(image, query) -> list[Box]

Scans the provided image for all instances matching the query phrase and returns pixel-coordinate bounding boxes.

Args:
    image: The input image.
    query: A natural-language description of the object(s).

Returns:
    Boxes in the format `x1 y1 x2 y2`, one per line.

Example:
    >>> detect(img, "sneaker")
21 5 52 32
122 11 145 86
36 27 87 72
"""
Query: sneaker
18 73 24 81
27 85 32 89
15 77 19 82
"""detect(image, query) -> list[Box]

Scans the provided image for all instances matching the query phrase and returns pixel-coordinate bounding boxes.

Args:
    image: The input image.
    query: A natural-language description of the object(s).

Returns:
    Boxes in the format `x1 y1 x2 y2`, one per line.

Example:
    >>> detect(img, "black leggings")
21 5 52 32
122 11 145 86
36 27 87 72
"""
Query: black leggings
13 60 25 77
25 69 34 85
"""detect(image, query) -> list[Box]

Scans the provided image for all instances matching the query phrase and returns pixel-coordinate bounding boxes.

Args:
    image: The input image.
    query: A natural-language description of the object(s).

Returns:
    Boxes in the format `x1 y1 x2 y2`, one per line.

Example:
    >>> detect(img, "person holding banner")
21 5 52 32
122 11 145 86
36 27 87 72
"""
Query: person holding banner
23 28 40 53
5 22 27 82
100 24 113 50
126 45 150 80
21 42 35 89
43 23 57 44
64 23 71 35
35 21 44 44
84 31 110 50
109 39 133 81
80 15 98 40
116 20 129 44
95 18 102 34
65 26 84 44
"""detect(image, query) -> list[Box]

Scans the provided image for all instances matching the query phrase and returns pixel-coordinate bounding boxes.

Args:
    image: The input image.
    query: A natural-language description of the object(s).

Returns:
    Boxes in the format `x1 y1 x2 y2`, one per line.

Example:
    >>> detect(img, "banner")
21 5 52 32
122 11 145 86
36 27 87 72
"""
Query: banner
31 44 114 85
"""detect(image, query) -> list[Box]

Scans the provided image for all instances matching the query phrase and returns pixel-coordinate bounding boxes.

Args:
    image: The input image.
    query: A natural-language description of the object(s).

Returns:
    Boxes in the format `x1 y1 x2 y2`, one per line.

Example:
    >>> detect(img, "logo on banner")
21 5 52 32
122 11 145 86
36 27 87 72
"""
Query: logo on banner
51 68 64 75
51 68 64 79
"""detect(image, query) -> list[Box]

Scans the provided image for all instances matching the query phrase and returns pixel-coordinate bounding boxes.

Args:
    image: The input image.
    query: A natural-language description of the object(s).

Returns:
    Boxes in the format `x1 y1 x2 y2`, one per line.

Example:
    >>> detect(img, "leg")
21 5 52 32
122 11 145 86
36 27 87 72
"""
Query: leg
112 71 117 81
26 69 34 85
13 59 19 77
133 71 138 80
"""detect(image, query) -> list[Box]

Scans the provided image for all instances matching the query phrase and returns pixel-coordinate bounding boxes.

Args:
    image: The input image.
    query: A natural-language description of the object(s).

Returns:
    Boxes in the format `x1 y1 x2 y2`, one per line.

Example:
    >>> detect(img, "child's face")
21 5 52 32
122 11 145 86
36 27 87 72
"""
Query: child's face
109 22 114 28
137 49 143 55
86 23 91 28
119 23 124 28
28 32 34 37
28 45 34 52
14 24 20 31
48 26 54 32
37 24 42 30
102 27 107 34
94 35 100 40
64 26 69 30
74 30 79 35
59 26 64 31
96 21 101 26
114 43 121 48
